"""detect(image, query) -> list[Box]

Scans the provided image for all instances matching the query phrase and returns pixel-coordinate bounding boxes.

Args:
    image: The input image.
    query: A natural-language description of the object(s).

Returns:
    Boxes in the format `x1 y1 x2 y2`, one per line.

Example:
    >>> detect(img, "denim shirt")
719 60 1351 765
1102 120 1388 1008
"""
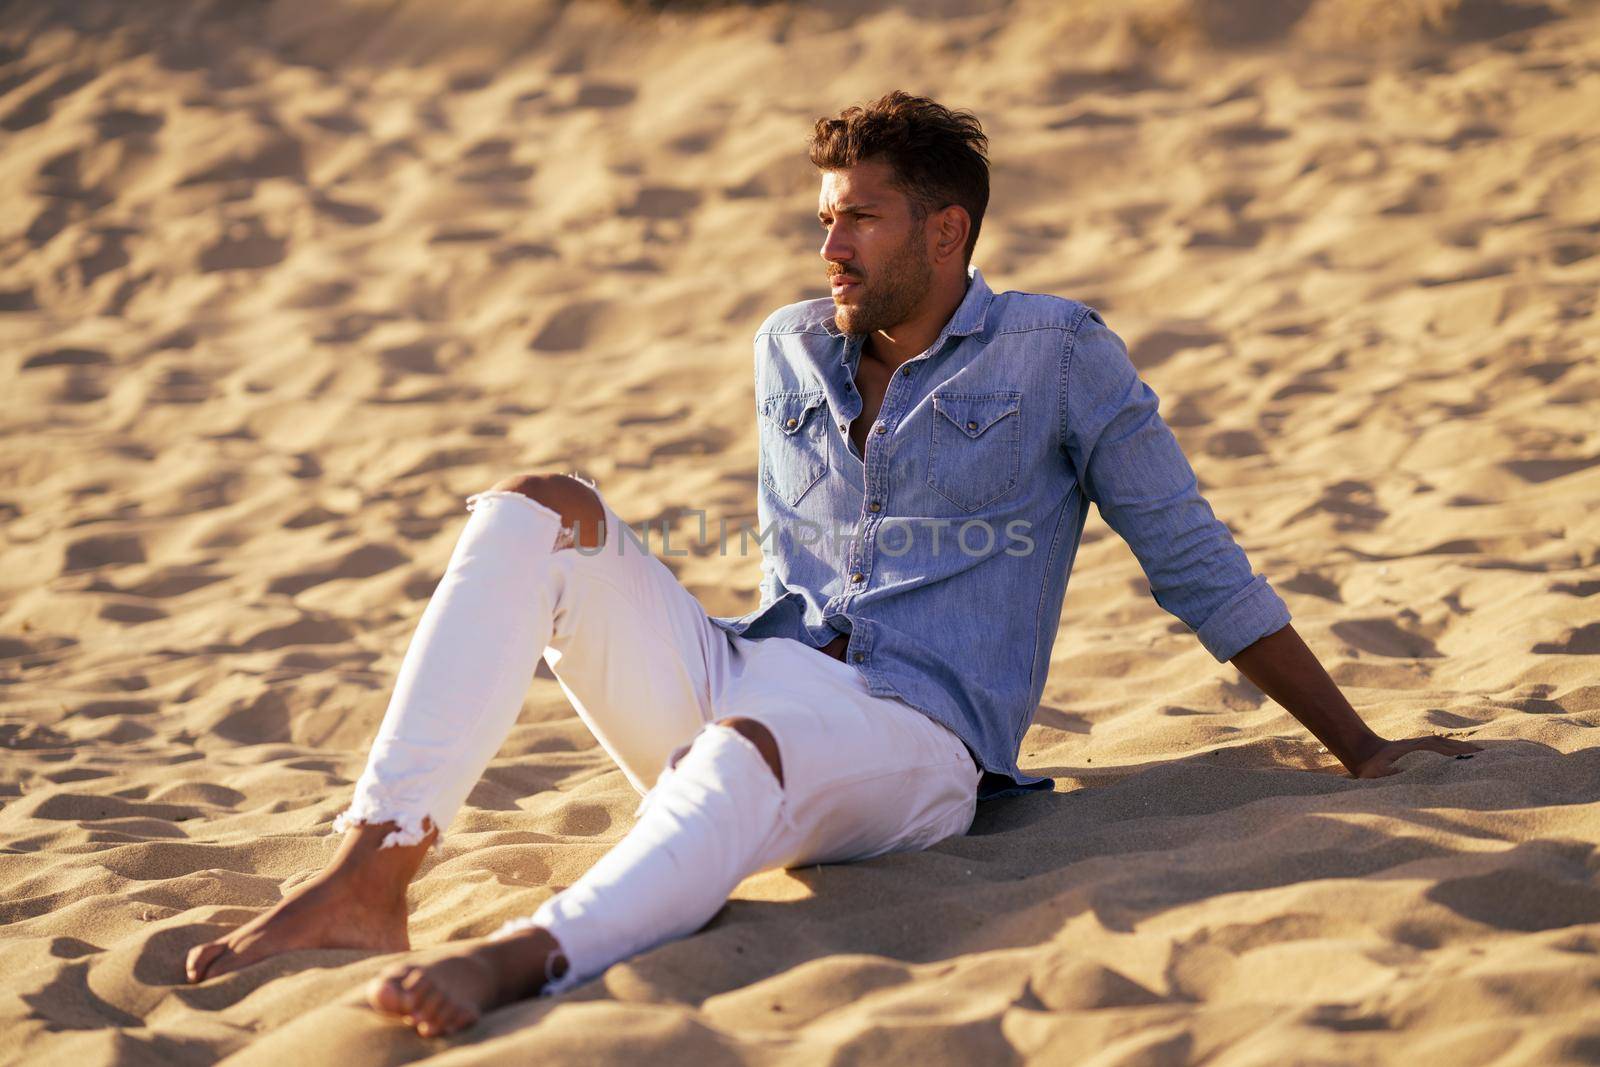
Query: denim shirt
708 265 1292 800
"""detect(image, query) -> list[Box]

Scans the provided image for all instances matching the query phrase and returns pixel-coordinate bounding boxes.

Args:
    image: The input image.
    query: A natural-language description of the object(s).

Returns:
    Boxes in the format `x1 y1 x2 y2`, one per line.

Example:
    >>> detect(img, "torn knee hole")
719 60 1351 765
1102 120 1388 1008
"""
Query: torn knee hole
714 717 784 787
485 472 606 550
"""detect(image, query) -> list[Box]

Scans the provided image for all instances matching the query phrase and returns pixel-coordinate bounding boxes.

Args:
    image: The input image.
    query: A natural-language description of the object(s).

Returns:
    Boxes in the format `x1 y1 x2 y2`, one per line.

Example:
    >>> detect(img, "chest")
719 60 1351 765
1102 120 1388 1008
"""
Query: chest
756 327 1062 517
847 360 895 460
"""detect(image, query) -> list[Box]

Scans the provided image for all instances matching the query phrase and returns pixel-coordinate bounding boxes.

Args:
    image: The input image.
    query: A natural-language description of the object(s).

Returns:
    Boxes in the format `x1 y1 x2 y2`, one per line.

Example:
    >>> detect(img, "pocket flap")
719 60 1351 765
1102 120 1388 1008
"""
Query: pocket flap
761 389 828 435
932 391 1021 439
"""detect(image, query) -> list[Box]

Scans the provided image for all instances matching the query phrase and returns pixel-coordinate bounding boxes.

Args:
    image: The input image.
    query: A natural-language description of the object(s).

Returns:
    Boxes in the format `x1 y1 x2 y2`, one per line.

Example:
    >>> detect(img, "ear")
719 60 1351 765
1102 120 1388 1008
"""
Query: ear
931 204 971 266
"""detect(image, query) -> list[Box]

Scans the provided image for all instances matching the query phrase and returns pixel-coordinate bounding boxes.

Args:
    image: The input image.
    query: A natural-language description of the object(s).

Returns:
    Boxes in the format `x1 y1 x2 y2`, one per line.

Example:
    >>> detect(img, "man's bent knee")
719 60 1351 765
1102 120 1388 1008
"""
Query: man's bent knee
487 472 606 549
715 716 783 787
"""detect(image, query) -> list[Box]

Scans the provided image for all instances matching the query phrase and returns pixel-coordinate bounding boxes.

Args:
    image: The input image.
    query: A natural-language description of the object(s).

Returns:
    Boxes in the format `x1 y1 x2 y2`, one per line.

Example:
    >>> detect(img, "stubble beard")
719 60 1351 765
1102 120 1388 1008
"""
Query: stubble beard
833 229 933 337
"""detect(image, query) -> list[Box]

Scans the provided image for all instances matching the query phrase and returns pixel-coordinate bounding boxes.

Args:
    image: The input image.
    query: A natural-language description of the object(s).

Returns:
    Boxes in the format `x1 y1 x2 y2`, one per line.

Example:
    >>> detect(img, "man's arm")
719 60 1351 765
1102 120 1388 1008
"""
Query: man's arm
1229 622 1480 777
1059 308 1292 662
1060 309 1481 778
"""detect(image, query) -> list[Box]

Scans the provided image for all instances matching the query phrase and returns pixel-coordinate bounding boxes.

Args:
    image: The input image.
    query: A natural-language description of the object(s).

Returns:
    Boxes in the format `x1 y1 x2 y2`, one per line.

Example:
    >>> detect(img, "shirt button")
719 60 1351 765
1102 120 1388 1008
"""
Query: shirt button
852 651 865 663
901 366 912 376
850 571 864 582
966 420 977 430
786 417 798 428
867 500 881 512
838 421 846 431
874 424 886 435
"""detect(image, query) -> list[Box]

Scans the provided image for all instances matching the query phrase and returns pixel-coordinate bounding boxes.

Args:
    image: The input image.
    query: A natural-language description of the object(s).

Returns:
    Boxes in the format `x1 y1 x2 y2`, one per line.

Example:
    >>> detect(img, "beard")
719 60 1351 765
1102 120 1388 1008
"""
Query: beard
831 228 933 336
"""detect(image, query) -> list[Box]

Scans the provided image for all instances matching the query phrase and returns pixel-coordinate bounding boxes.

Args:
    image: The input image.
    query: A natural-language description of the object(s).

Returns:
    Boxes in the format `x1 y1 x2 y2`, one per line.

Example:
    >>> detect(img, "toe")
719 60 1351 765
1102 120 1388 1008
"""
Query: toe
426 1002 472 1038
398 966 432 1012
367 968 415 1016
410 982 448 1029
186 941 226 983
450 1004 480 1033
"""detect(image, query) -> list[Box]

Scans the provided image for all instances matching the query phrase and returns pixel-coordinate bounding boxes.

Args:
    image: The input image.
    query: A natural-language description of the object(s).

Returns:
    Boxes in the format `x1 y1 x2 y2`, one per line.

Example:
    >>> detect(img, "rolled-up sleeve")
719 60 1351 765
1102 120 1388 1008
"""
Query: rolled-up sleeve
1061 307 1291 662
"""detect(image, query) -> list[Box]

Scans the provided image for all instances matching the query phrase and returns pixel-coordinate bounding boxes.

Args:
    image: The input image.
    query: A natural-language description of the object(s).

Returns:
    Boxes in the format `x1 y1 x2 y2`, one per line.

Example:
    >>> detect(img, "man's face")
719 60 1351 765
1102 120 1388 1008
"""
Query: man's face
817 161 933 336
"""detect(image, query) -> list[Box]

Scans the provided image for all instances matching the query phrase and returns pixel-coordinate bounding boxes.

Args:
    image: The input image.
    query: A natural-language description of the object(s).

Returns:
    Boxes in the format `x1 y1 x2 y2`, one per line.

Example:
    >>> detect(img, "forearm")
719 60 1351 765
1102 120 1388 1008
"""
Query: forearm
1228 621 1385 773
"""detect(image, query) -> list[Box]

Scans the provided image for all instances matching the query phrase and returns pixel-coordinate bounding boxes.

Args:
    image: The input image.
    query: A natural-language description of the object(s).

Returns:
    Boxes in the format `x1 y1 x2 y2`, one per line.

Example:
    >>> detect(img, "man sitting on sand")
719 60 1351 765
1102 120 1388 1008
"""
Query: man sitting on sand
183 90 1481 1036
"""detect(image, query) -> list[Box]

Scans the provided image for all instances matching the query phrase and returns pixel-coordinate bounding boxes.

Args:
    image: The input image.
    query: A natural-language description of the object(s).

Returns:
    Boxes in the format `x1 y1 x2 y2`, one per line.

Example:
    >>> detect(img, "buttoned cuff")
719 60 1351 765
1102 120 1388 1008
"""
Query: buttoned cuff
1194 573 1291 662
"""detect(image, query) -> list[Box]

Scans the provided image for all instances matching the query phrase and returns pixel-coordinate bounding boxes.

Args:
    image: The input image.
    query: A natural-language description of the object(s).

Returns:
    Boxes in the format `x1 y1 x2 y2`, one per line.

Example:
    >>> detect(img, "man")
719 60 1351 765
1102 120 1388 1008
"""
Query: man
183 91 1480 1035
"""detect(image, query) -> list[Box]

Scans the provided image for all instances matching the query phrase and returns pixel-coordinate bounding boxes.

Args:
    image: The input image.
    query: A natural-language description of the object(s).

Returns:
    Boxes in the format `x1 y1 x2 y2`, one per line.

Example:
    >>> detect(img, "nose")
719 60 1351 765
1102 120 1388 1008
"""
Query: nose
820 223 852 268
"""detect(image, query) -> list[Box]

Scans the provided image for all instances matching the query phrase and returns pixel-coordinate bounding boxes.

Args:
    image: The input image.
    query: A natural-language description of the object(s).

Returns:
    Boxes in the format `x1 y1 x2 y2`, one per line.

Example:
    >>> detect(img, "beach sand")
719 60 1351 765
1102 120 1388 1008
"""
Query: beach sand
1 0 1598 1061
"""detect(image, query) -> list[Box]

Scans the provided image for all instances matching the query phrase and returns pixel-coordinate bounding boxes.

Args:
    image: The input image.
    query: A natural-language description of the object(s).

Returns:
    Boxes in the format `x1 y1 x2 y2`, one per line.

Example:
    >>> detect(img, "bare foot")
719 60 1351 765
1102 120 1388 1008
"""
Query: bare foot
185 820 433 983
365 925 568 1038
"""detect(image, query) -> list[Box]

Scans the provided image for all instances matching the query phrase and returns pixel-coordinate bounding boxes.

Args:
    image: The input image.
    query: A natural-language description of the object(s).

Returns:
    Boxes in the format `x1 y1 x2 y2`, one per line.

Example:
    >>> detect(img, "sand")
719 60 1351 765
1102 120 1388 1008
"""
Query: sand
2 0 1598 1062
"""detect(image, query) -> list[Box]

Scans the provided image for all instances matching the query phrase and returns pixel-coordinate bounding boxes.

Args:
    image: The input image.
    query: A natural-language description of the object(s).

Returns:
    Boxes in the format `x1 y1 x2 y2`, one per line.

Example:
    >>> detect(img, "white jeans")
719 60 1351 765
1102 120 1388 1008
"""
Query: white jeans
333 483 981 995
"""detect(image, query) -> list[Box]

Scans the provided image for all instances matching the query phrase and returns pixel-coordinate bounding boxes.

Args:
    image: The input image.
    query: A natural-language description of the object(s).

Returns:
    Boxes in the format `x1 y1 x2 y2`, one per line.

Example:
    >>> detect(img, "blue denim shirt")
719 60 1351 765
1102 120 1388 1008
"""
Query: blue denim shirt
708 266 1292 800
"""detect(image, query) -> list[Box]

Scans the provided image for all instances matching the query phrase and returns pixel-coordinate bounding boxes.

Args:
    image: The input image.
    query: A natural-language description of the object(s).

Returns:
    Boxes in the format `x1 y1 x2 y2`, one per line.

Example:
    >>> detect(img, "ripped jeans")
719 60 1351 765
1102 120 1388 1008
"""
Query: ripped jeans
332 479 981 996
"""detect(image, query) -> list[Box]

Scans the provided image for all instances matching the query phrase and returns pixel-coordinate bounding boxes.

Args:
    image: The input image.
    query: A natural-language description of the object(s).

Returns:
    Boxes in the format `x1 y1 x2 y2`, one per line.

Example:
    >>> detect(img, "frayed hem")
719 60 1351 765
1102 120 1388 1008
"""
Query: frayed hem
490 915 582 997
331 804 441 852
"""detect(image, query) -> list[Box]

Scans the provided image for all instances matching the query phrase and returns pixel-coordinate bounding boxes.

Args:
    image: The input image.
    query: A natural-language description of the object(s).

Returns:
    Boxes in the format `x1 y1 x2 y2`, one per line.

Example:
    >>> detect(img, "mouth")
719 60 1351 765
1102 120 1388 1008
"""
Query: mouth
831 275 861 294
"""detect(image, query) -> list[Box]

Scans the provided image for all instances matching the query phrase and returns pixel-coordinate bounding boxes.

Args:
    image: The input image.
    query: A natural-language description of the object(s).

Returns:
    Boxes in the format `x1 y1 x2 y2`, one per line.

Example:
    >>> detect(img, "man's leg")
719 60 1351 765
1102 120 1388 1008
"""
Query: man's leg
185 473 723 982
362 636 979 1036
363 717 783 1036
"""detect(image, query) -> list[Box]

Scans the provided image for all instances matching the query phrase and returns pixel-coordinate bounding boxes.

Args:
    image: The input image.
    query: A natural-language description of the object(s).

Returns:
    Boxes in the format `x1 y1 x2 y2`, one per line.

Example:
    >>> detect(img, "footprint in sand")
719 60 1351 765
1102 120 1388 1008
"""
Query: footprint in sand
667 130 718 154
242 616 355 651
1204 428 1266 458
457 162 535 185
211 690 291 744
1131 328 1224 370
177 126 305 186
22 347 110 370
1500 455 1599 484
1208 121 1292 147
308 111 365 135
0 285 37 311
75 699 157 719
94 107 163 139
428 227 499 245
285 279 354 310
25 793 203 824
1330 618 1444 659
1531 622 1600 656
572 81 636 109
98 601 168 625
267 543 409 597
62 533 145 573
530 301 607 353
1287 479 1387 531
313 196 381 227
0 70 95 131
198 222 288 272
1280 570 1342 602
493 241 557 264
379 341 443 375
1549 579 1600 598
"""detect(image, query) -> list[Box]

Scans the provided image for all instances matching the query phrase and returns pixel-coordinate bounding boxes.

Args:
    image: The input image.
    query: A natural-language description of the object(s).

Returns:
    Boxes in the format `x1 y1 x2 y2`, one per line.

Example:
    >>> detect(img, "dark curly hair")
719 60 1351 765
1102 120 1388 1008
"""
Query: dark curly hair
808 90 990 267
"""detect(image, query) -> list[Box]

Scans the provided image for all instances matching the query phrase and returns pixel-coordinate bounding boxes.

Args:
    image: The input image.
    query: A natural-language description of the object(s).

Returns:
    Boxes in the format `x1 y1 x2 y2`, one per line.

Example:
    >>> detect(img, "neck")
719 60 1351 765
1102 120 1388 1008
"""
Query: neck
864 271 970 369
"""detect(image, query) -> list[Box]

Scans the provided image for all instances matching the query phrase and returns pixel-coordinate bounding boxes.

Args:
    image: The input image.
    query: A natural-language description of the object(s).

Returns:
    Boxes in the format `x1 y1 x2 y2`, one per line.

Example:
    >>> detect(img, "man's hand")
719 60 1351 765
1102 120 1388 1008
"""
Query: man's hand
1228 623 1486 778
1348 734 1483 779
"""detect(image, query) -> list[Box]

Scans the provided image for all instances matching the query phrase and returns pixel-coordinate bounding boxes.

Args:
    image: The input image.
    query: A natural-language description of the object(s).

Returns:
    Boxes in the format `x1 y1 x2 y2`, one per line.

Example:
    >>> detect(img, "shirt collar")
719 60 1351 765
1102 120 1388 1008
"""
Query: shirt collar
825 264 994 344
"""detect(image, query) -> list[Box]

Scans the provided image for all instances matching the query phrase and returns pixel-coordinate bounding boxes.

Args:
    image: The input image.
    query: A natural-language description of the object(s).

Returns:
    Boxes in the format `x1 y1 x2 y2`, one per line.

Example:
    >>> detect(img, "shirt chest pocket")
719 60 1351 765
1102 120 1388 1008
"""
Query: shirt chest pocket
759 389 831 507
926 390 1023 511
